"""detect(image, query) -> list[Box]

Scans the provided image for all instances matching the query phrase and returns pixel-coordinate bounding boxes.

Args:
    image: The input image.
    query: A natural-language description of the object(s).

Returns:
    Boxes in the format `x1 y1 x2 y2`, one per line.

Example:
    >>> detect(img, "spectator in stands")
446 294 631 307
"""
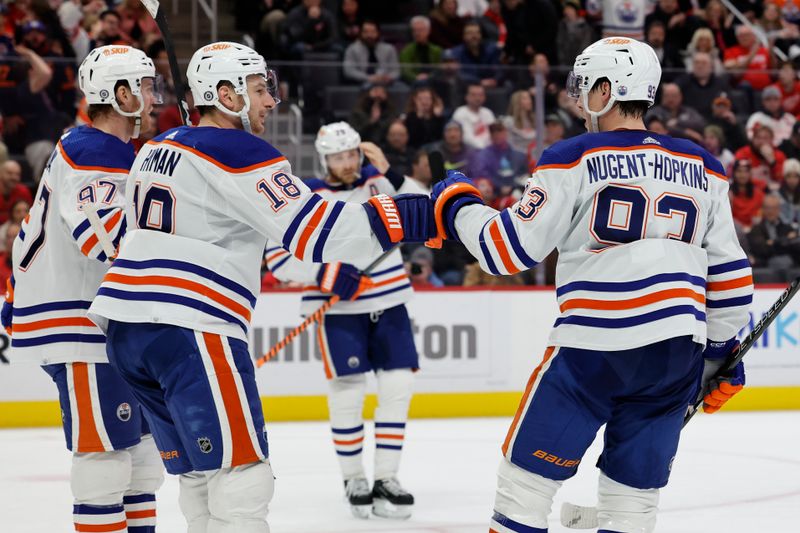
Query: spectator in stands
645 0 702 51
555 88 587 138
708 93 748 151
779 158 800 224
407 246 444 288
429 0 465 49
452 83 496 149
449 19 502 88
644 20 684 77
542 113 567 149
58 0 90 63
675 50 730 119
427 50 466 111
500 0 532 67
515 53 559 111
0 221 19 287
403 86 446 149
0 198 29 252
704 124 735 172
702 0 737 53
730 158 767 230
399 16 443 84
479 0 506 49
645 82 706 142
502 90 536 155
458 0 489 18
735 124 787 183
337 0 362 46
748 194 800 269
646 115 669 135
343 20 400 86
556 0 595 67
117 0 160 49
282 0 338 57
382 120 414 176
409 149 432 190
90 10 131 48
0 160 32 225
747 86 797 147
757 2 800 43
684 28 724 75
251 0 298 57
432 120 476 173
472 121 528 192
723 24 772 91
349 83 396 144
585 0 654 41
20 20 77 119
771 61 800 116
780 121 800 160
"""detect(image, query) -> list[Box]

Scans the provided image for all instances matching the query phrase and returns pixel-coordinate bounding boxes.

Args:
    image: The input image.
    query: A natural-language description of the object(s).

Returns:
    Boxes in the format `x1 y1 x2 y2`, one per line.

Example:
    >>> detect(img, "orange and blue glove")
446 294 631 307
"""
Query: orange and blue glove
317 262 373 301
429 170 484 244
700 338 745 414
2 275 14 335
362 194 437 251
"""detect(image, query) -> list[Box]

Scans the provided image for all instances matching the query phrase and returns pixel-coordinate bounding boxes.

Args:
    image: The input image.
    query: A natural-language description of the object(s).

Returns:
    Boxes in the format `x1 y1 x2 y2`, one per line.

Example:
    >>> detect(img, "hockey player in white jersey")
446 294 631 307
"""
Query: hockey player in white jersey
1 46 164 533
420 38 753 532
265 122 425 519
86 42 435 533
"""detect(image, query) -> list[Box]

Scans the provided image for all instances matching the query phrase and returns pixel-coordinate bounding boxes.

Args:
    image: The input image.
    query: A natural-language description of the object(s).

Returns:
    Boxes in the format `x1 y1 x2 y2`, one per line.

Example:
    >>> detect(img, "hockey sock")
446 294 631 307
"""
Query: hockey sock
123 494 157 532
125 435 163 532
71 450 131 533
374 369 413 480
328 374 367 480
597 472 658 533
491 458 561 532
73 503 127 533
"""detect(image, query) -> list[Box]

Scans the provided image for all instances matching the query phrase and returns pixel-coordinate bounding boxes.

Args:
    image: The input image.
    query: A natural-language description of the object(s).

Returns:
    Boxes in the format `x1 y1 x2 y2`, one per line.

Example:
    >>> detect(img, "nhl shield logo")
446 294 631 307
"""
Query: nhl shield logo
197 437 213 454
117 403 132 422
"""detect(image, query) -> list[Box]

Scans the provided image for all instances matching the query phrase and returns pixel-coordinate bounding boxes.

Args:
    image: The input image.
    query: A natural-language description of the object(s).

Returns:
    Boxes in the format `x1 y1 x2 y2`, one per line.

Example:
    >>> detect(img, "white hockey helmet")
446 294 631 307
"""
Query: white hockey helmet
566 37 661 132
78 45 161 138
314 121 363 174
187 41 280 134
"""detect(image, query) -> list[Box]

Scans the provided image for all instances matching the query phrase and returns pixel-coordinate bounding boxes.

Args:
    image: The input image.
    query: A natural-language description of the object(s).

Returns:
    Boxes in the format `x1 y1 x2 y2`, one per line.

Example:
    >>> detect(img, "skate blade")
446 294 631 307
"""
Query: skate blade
372 498 412 519
350 504 372 519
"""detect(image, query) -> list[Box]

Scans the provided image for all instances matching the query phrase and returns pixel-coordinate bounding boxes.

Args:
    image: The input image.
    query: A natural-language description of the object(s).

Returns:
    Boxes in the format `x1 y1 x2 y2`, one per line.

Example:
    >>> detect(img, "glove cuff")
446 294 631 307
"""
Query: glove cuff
433 182 483 242
316 263 341 293
363 194 404 251
703 337 738 360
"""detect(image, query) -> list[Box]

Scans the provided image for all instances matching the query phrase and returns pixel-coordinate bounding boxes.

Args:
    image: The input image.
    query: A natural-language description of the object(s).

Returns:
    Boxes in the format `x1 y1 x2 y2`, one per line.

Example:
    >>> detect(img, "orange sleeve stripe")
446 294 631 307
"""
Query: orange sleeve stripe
488 220 520 274
58 142 130 174
13 317 96 333
706 168 728 181
103 273 251 322
317 326 333 380
294 202 328 260
151 139 286 173
80 210 123 256
266 249 290 263
71 363 104 453
202 333 260 467
125 510 156 520
375 433 404 440
707 275 753 292
333 436 364 445
502 347 555 457
302 272 409 292
74 522 128 532
559 288 705 312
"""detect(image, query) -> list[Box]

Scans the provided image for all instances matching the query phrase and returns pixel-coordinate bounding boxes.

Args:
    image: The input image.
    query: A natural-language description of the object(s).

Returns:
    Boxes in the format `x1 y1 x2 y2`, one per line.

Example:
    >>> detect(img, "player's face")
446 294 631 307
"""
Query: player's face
326 149 361 184
138 77 161 136
245 75 277 135
576 85 609 127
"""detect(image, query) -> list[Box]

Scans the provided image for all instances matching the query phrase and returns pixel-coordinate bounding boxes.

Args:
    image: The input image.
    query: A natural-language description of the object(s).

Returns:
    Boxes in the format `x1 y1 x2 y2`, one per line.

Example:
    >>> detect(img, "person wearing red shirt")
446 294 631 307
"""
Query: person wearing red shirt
0 221 19 288
771 61 800 116
0 160 33 224
729 159 767 229
734 124 787 183
723 24 772 90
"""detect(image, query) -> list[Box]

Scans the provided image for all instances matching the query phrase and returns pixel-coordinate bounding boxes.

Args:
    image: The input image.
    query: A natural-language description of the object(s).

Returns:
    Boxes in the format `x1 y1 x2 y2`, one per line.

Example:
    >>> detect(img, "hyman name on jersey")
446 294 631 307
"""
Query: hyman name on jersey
586 152 708 192
139 147 182 177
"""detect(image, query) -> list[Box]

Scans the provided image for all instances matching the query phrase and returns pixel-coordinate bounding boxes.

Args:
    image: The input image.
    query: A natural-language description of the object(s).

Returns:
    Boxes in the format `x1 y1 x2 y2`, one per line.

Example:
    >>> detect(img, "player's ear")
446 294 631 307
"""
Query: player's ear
115 83 133 111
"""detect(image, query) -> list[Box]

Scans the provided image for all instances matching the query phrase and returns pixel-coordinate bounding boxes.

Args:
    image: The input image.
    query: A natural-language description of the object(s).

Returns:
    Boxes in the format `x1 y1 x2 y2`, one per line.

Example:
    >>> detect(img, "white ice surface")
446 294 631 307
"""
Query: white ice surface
2 412 799 532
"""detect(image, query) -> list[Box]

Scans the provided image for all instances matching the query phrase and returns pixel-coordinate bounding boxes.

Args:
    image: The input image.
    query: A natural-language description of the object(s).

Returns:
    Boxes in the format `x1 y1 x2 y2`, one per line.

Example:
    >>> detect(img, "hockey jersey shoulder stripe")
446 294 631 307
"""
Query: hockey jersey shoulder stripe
294 200 329 259
706 294 753 308
708 258 751 275
488 220 520 274
499 210 538 268
478 218 501 276
150 139 287 174
312 201 345 263
58 141 131 174
554 304 706 329
282 194 323 251
707 275 753 292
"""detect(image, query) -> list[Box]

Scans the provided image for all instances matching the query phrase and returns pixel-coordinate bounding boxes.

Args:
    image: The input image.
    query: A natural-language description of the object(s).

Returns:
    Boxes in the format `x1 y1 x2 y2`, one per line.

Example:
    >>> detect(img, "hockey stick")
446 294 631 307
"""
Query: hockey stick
140 0 192 126
560 275 800 529
83 204 118 259
254 248 395 368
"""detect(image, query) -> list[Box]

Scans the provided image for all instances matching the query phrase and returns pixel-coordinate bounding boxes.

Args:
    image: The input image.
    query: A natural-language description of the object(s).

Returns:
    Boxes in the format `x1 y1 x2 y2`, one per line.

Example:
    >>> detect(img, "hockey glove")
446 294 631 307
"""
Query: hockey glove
362 194 437 251
429 170 484 246
2 275 14 335
317 262 372 301
700 338 745 414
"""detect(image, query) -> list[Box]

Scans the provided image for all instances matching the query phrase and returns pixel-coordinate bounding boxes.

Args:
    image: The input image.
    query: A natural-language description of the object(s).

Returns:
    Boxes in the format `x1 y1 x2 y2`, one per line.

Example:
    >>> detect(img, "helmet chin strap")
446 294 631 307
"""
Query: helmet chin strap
110 96 145 139
582 91 617 133
213 89 253 133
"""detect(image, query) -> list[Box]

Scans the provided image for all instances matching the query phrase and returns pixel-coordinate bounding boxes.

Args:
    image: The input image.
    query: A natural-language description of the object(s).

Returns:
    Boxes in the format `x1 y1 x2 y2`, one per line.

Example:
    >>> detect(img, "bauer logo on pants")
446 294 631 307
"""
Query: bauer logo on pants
197 437 213 454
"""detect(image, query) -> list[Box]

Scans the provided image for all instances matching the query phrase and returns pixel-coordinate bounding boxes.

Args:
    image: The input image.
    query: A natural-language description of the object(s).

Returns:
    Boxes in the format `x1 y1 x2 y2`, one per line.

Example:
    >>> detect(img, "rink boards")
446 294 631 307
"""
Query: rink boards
1 286 799 427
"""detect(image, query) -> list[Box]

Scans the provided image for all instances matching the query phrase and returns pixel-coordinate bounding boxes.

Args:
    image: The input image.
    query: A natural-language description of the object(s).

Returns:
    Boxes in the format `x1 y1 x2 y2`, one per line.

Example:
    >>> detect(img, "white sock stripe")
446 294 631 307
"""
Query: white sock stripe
86 363 113 451
123 501 156 512
220 335 264 460
195 330 234 467
65 365 80 450
73 511 126 526
126 517 157 527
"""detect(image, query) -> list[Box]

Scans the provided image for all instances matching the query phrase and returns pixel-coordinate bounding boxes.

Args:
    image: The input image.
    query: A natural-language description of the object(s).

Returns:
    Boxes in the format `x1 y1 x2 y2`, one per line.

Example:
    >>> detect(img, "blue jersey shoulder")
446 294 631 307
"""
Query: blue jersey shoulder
303 177 329 191
59 125 136 171
154 126 285 170
663 136 726 176
536 133 594 168
360 163 382 180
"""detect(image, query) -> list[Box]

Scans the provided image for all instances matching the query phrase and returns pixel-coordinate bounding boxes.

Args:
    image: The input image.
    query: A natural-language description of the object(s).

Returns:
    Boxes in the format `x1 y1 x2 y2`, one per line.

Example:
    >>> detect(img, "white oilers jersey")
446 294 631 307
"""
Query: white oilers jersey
586 0 657 40
88 126 388 342
265 165 427 315
455 130 753 351
10 126 131 364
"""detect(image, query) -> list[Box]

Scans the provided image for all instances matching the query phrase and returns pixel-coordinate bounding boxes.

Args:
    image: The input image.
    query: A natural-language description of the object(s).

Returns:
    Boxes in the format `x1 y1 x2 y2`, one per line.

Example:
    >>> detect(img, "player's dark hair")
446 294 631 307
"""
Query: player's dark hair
87 80 131 121
590 77 650 119
730 159 755 198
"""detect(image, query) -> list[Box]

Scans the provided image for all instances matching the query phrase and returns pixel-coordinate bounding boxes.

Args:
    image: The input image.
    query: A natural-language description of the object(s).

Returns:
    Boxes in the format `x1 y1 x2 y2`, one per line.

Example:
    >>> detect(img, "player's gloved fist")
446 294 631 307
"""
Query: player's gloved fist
429 170 484 246
2 275 14 335
317 262 372 301
700 338 745 414
362 193 436 251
